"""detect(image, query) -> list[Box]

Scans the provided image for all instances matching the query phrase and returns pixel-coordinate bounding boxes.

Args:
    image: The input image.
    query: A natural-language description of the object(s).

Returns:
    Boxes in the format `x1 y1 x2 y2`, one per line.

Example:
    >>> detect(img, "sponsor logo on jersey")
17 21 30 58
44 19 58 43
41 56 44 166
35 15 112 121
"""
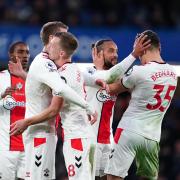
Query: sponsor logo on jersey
3 96 25 110
96 89 116 102
45 61 57 72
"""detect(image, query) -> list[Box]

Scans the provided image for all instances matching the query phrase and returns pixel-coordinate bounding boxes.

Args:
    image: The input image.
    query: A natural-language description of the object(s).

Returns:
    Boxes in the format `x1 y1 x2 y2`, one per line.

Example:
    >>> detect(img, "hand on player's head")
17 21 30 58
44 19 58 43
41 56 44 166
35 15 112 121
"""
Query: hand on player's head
132 34 151 58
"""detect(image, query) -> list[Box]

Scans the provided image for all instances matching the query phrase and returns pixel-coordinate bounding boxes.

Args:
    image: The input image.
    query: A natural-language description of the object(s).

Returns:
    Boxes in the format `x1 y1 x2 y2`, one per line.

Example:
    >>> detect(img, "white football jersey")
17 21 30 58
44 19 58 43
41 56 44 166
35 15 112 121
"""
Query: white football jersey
119 62 177 142
86 67 117 144
58 63 95 140
0 70 25 151
25 52 68 136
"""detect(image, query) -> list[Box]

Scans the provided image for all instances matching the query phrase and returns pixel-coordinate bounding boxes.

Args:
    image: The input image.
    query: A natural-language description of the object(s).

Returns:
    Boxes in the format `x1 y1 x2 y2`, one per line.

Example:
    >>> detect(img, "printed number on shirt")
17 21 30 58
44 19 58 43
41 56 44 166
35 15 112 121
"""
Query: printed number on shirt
68 164 75 177
146 84 176 112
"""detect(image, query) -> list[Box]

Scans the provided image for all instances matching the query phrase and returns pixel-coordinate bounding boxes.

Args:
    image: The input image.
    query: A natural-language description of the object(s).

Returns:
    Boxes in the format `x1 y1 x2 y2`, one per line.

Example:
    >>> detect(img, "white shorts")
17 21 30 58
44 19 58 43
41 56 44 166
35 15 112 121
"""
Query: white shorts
95 142 114 177
24 133 57 180
63 137 97 180
0 151 25 179
105 129 159 179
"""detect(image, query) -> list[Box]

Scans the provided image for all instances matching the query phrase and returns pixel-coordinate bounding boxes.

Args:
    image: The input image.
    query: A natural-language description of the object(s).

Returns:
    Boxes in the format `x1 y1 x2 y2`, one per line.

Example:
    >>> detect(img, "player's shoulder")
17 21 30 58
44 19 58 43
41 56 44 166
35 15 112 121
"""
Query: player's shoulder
59 62 77 72
30 52 57 72
33 52 51 63
0 70 9 77
86 66 96 75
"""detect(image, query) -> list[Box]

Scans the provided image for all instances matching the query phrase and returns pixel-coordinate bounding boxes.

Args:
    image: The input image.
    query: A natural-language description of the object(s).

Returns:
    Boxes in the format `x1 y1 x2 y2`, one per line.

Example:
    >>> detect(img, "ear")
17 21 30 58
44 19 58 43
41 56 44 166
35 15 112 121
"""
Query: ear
59 50 65 57
49 35 54 43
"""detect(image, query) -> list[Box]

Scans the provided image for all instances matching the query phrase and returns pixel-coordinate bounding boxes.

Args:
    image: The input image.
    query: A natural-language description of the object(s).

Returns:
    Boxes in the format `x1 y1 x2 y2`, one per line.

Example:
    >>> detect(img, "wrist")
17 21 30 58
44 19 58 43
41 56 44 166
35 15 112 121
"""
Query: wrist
131 51 138 59
21 71 27 80
26 119 31 126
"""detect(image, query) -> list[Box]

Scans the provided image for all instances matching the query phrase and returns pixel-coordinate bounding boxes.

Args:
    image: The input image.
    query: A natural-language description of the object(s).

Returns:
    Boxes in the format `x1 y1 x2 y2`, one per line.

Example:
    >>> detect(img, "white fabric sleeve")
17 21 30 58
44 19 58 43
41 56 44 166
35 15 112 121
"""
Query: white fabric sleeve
94 54 136 83
122 66 137 89
0 93 3 100
0 99 3 107
36 60 95 115
82 71 96 86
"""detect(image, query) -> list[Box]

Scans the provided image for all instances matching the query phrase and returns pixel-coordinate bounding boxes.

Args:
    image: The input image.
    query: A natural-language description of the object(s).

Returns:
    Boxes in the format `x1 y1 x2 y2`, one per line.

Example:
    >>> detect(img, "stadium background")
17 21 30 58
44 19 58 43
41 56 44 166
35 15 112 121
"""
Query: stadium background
0 0 179 179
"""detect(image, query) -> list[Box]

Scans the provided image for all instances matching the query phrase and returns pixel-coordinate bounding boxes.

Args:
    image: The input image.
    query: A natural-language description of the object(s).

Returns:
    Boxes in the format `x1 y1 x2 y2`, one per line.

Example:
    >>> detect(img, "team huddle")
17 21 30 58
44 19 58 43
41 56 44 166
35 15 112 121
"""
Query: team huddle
0 21 177 180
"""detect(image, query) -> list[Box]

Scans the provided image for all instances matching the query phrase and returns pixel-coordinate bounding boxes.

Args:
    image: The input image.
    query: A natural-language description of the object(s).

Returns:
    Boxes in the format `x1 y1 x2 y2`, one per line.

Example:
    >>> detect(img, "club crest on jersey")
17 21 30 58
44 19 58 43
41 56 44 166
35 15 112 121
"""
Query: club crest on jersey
125 67 133 77
16 82 23 90
3 95 25 110
45 61 57 72
96 89 116 102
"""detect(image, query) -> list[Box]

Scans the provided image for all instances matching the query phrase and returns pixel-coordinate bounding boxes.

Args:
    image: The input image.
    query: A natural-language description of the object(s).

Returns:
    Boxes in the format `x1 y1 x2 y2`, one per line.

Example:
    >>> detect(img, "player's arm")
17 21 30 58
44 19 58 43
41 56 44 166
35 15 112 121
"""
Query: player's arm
107 67 136 94
94 34 151 83
10 96 63 136
83 71 107 89
107 80 129 95
38 60 96 115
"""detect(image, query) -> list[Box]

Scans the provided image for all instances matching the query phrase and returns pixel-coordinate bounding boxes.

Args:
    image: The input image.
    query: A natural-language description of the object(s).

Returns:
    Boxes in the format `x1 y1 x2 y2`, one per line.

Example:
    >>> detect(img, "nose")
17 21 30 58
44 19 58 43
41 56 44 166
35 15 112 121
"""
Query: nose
23 52 30 58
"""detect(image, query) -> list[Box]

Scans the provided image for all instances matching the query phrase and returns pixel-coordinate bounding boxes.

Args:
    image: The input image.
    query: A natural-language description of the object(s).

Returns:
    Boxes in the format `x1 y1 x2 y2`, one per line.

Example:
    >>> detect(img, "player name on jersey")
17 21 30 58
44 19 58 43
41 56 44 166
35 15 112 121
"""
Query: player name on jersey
151 69 176 81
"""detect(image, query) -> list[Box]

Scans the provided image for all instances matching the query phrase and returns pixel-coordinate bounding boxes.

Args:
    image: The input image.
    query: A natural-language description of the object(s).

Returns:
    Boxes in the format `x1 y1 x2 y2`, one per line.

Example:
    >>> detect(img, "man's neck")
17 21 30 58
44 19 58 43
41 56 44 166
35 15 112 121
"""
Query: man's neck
55 58 71 68
142 52 164 65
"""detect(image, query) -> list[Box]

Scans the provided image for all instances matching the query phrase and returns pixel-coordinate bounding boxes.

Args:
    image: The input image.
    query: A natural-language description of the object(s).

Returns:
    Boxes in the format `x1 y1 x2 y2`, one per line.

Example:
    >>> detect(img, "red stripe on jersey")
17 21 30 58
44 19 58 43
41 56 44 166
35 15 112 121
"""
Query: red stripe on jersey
97 100 115 144
57 115 64 141
114 128 123 144
10 75 25 151
55 114 61 130
34 138 46 147
71 138 83 151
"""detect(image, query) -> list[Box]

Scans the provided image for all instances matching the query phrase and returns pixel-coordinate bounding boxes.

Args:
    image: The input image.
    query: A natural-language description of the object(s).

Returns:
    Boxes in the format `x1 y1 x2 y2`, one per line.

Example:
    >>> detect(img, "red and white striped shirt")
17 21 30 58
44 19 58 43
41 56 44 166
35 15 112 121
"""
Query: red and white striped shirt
0 70 25 151
86 67 116 144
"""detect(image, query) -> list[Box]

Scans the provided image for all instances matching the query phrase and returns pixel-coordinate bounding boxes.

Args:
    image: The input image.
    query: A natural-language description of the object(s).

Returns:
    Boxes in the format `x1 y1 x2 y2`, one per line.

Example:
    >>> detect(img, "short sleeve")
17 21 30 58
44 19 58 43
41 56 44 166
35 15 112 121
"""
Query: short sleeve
33 58 65 93
122 67 137 89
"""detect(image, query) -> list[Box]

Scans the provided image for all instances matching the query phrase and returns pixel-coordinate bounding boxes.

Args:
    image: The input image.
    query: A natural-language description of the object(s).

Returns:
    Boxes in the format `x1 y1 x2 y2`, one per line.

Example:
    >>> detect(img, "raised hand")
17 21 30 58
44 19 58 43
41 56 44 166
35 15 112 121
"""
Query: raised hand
8 56 27 80
132 34 151 58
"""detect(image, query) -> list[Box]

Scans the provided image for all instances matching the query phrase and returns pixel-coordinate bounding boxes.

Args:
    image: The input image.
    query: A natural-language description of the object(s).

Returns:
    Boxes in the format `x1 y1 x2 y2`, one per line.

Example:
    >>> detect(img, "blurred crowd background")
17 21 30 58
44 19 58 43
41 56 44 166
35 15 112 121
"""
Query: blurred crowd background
0 0 180 179
0 0 180 29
